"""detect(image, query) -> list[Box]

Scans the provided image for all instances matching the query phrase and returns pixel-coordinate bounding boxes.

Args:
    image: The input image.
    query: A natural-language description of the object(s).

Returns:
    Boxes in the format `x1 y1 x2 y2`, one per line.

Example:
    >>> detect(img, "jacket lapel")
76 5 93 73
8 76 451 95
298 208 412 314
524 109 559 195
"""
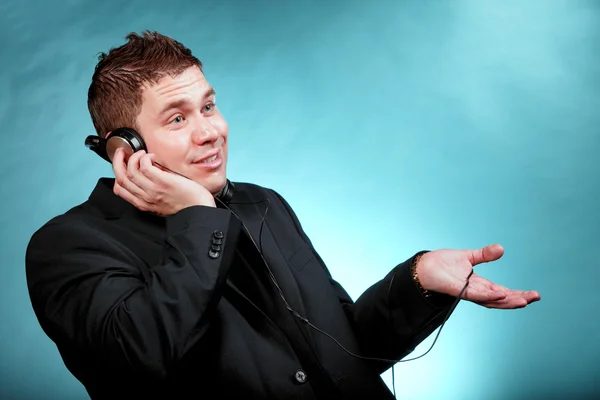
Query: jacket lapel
226 189 310 330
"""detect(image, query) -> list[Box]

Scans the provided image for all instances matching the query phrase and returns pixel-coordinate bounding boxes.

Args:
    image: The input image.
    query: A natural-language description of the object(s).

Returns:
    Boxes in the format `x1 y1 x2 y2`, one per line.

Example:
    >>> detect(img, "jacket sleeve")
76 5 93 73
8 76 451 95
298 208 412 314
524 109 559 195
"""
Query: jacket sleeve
25 205 242 380
271 190 456 373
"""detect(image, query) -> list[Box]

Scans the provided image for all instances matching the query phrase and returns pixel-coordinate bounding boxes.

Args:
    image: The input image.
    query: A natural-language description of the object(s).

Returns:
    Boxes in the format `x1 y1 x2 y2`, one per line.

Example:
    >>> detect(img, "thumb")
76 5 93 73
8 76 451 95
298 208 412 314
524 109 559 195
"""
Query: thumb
469 244 504 266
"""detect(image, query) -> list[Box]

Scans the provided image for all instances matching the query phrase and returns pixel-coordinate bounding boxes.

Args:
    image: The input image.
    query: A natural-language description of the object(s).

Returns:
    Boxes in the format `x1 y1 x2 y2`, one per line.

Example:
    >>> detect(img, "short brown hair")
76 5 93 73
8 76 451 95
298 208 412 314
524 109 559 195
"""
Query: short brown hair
87 31 202 137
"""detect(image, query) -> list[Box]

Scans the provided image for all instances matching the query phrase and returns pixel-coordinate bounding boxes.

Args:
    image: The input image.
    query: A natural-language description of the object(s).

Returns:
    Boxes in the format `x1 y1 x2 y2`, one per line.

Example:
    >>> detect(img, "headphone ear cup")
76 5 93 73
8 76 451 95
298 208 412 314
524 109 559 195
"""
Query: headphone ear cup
84 135 111 162
105 128 147 162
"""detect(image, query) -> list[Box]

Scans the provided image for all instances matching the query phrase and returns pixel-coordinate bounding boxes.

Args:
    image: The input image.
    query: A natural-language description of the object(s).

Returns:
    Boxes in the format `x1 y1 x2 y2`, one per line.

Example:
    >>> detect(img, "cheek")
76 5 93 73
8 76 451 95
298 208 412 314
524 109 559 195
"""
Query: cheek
148 134 188 162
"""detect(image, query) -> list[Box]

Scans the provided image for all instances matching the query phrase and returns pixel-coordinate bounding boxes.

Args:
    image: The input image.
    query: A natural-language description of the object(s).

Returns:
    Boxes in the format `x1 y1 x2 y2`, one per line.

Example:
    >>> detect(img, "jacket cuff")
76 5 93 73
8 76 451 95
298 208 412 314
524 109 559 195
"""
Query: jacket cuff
164 205 242 266
165 206 234 236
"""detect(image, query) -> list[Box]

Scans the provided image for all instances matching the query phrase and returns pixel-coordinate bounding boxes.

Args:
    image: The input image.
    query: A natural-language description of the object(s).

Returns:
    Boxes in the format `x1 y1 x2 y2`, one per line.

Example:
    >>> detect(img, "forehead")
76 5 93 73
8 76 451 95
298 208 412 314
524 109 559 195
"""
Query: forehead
140 66 211 109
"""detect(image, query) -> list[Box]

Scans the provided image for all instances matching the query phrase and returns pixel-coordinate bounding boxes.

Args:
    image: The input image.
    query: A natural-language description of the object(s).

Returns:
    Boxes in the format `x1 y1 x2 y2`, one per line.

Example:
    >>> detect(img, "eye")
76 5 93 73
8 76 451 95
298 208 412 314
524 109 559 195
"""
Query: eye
170 115 184 124
203 102 216 113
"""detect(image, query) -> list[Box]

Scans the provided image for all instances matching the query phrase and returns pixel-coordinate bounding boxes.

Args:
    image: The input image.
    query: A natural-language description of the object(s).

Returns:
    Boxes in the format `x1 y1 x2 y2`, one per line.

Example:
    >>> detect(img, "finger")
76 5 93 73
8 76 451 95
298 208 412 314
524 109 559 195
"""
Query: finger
139 153 168 182
461 286 507 302
478 295 529 309
139 153 158 182
485 282 542 302
127 152 157 191
140 154 180 183
112 148 127 182
505 289 541 303
113 150 152 202
469 244 504 266
464 275 507 297
478 290 541 309
113 149 145 198
479 298 528 309
126 150 146 182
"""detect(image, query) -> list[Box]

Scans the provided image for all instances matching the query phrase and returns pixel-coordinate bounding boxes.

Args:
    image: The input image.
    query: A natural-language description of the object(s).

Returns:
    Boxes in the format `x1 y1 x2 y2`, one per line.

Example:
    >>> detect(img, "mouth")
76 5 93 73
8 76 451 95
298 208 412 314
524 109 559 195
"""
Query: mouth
199 154 218 163
193 149 220 163
192 149 223 169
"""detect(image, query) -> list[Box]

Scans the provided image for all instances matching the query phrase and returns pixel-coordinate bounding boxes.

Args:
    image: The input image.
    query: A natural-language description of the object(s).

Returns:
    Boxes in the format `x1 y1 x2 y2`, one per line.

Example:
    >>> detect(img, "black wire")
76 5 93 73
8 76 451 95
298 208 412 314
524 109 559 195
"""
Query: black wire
289 274 471 364
159 150 469 399
388 274 397 398
256 201 270 255
391 360 396 398
153 162 189 179
215 195 473 387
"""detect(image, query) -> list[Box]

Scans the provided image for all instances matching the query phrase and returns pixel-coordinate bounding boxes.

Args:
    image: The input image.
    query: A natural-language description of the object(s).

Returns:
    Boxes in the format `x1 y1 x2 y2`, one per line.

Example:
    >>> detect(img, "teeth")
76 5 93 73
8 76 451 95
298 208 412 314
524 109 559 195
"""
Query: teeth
202 155 217 163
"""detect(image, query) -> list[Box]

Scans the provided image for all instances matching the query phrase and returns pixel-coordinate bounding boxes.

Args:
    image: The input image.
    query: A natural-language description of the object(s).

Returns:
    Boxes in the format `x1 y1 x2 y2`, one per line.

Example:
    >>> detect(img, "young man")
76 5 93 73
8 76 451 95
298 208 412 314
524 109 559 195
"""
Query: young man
25 31 540 399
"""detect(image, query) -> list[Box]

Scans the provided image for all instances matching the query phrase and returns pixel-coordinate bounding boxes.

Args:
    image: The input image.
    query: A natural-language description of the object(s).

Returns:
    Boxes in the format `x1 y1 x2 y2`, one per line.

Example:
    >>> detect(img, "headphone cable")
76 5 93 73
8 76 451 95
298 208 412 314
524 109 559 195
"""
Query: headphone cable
216 195 472 394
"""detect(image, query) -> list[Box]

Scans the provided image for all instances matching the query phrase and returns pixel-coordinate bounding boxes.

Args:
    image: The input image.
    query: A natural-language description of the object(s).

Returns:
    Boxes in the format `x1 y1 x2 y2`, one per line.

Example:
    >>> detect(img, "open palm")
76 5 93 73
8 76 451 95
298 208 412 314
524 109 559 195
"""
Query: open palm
416 244 541 309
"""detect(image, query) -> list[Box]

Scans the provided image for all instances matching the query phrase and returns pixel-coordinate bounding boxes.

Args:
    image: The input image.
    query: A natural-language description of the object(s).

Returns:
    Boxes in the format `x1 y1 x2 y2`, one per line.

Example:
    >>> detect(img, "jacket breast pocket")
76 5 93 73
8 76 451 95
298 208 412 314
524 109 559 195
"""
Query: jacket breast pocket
287 245 316 272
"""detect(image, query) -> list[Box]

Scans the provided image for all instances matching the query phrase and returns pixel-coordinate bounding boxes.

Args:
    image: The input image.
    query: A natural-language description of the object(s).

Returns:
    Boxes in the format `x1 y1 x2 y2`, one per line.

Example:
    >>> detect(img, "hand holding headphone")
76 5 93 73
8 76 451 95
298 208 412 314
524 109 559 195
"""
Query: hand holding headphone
85 127 234 203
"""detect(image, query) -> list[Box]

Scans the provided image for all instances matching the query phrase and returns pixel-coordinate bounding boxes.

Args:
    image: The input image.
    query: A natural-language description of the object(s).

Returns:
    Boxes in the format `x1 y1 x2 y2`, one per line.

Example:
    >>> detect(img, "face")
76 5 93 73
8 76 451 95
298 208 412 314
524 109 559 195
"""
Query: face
136 66 228 195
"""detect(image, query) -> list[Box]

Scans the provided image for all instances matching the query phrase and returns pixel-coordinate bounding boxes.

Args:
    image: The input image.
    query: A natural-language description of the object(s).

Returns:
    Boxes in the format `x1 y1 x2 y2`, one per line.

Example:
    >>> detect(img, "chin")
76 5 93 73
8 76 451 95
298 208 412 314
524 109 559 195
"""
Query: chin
187 159 227 193
198 173 228 196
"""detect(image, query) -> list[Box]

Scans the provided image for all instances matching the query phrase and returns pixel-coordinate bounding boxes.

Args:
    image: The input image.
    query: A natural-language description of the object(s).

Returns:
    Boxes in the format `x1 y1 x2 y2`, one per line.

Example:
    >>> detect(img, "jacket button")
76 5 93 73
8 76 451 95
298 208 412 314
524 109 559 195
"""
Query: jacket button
208 249 219 259
294 369 307 384
213 231 224 239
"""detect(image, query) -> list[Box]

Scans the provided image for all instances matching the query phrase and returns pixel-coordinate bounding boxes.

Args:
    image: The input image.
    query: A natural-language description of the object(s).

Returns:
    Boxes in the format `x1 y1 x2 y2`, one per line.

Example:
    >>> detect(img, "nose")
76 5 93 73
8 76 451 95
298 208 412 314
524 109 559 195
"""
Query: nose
191 121 219 146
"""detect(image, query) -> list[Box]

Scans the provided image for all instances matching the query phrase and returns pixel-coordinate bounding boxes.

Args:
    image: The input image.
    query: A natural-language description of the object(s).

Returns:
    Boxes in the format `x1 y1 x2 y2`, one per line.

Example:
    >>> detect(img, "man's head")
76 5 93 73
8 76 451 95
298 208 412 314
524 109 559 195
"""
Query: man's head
88 31 229 195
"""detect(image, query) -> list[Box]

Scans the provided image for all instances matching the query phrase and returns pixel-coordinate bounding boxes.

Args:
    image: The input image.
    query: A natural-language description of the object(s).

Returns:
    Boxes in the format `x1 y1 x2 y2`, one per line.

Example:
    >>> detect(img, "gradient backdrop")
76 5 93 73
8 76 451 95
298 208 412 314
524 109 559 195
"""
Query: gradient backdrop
1 0 599 399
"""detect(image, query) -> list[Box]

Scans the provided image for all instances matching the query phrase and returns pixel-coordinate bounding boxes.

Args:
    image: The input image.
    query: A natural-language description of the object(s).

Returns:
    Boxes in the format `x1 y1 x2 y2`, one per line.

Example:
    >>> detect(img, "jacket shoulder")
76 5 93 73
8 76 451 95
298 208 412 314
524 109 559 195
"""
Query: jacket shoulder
27 200 106 254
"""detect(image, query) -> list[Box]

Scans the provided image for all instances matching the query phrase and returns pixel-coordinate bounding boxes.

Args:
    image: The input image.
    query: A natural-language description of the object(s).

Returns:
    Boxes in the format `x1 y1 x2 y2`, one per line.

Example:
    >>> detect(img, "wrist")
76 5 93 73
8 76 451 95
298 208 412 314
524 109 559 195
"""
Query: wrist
186 191 216 209
200 197 217 208
412 252 431 298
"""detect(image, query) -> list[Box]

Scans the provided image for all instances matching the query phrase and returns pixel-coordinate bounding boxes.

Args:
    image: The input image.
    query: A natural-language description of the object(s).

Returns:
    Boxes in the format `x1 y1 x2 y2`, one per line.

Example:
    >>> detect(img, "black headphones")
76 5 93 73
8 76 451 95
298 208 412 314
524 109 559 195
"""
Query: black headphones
85 127 235 203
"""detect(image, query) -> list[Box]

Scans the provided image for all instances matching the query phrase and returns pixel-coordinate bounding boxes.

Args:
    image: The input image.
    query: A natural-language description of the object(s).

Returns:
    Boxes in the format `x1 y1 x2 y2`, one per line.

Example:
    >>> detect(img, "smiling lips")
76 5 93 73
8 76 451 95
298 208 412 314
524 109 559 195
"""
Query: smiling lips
194 149 222 169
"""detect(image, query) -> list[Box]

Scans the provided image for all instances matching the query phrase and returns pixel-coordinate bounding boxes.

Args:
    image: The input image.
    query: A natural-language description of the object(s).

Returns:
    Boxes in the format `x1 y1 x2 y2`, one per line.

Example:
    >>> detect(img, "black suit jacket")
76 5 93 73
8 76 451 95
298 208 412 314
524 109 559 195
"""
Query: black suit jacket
25 178 454 399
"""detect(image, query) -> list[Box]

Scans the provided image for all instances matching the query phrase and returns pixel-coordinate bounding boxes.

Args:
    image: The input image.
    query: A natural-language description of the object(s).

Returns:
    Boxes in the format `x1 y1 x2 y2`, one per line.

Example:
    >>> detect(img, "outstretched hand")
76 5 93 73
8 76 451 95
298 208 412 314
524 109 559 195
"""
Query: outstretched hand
416 244 541 309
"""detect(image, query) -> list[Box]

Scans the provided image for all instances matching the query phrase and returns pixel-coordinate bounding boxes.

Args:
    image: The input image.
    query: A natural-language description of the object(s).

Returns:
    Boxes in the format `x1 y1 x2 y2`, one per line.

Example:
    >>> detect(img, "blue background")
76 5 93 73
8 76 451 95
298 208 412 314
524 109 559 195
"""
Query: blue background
1 0 599 399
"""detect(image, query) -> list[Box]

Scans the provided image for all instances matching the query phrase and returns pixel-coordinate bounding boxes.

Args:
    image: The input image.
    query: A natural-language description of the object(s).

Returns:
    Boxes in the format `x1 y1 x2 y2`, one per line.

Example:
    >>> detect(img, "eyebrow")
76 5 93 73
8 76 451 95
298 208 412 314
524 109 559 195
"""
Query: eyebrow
158 87 216 116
